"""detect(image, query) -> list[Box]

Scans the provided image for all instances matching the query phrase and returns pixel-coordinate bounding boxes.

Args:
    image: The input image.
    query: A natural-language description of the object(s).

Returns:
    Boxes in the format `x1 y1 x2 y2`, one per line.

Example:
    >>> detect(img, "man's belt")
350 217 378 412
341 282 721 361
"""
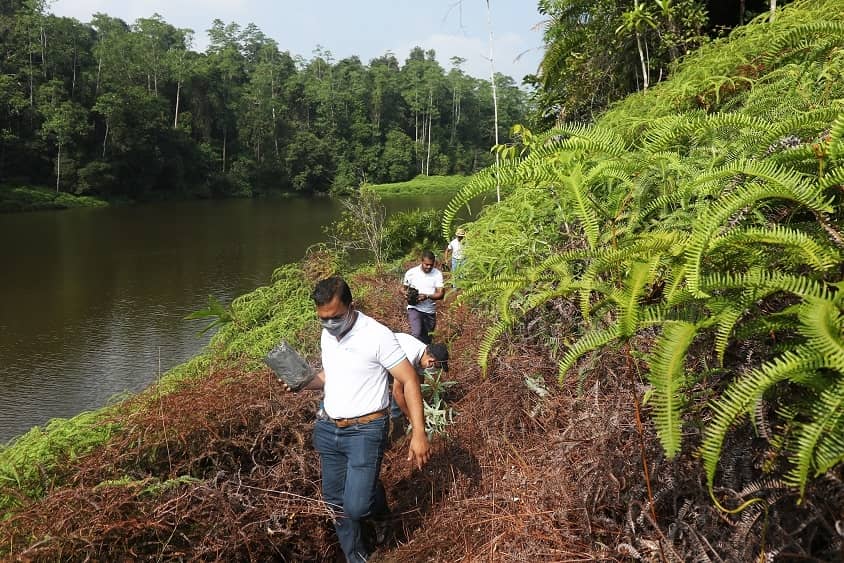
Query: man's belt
319 408 389 428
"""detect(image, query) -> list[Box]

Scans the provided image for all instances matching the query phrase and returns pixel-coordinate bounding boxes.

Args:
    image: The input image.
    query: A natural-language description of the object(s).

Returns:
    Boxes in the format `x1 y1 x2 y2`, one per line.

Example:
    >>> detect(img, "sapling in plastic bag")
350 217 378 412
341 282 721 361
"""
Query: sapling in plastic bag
264 340 316 391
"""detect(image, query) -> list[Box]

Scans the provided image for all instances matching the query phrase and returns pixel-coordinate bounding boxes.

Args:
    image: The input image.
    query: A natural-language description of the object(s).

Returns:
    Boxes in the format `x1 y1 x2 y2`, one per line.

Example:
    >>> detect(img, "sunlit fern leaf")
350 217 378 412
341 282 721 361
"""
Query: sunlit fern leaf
704 270 835 302
684 160 832 296
700 348 826 492
768 144 818 168
798 298 844 369
786 377 844 500
755 108 841 156
811 393 844 477
713 302 747 366
829 112 844 158
639 114 699 152
647 321 698 457
558 325 621 384
761 22 844 67
560 164 600 250
478 318 514 377
706 225 840 272
455 276 531 307
540 123 628 157
441 164 517 239
819 165 844 192
733 309 802 340
617 260 658 338
694 112 770 143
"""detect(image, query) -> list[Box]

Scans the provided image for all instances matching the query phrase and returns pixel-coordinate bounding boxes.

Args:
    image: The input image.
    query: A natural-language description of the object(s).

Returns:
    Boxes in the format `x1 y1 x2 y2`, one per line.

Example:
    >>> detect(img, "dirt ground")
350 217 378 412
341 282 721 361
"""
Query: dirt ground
2 268 841 561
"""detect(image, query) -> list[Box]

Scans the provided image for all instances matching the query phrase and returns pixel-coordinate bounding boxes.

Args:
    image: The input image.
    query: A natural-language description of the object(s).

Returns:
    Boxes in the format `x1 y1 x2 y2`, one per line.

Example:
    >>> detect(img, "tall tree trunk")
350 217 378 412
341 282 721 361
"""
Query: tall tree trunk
414 89 419 161
152 45 158 96
173 78 181 128
28 38 34 108
55 141 62 192
634 1 649 90
102 119 109 158
40 25 46 79
486 0 501 202
95 55 102 96
739 0 746 25
425 89 433 176
222 126 227 173
419 107 426 174
71 39 77 99
770 0 777 21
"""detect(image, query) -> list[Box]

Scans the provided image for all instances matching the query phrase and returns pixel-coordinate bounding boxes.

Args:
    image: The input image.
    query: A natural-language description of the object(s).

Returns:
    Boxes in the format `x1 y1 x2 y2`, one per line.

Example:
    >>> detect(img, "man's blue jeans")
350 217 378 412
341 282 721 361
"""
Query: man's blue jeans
313 416 389 562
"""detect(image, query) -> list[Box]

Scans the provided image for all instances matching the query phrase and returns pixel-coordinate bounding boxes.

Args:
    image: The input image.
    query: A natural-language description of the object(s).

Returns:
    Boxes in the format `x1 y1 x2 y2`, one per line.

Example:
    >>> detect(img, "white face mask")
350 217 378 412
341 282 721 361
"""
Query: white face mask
320 307 356 338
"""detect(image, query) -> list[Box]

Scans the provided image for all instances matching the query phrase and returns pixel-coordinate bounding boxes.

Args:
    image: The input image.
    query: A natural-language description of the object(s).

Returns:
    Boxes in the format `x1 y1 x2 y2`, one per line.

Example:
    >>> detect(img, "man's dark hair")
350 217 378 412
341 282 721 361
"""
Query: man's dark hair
427 343 449 372
421 250 436 261
312 276 353 306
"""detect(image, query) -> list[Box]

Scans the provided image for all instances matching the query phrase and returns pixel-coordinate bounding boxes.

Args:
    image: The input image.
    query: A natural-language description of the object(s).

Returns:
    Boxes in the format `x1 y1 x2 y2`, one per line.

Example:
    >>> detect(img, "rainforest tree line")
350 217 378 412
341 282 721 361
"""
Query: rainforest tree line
530 0 795 125
0 1 529 198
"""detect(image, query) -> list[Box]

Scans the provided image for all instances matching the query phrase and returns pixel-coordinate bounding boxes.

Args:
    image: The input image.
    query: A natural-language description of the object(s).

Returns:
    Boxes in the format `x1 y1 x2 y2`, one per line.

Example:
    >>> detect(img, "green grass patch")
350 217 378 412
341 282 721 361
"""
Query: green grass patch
0 185 108 212
367 175 469 197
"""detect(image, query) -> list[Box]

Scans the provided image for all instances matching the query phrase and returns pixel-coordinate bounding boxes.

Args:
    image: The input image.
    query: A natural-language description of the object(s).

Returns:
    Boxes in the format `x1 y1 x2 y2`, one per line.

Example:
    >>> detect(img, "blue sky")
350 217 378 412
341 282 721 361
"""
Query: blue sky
50 1 546 84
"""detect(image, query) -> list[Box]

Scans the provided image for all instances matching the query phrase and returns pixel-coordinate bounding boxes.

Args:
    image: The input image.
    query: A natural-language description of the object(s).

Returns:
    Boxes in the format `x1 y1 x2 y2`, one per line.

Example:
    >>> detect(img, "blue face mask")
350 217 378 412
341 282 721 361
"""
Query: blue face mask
321 307 356 338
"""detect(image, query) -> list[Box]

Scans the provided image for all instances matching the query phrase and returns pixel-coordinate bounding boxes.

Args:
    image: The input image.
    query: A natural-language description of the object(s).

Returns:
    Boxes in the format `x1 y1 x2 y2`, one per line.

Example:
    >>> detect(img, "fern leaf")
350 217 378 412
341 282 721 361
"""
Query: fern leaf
786 377 844 499
477 318 514 377
700 349 825 490
647 321 697 458
558 325 621 383
706 224 840 272
798 298 844 370
617 261 657 338
684 160 832 296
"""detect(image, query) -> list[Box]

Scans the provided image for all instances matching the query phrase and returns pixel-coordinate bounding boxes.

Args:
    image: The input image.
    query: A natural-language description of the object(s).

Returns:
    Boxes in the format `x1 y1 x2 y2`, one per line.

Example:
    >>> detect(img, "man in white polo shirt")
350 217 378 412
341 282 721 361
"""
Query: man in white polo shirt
401 250 445 344
387 333 450 441
296 276 430 562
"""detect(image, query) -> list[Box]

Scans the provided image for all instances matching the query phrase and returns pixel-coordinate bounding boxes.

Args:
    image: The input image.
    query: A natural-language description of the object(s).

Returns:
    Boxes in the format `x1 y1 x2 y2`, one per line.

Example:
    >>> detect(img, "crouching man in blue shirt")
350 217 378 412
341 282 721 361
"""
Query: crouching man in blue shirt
287 276 431 562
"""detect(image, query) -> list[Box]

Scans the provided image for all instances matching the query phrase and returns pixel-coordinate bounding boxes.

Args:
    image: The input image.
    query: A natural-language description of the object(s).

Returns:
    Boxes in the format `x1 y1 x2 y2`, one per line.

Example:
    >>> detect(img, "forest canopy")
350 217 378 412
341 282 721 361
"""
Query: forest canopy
0 2 529 199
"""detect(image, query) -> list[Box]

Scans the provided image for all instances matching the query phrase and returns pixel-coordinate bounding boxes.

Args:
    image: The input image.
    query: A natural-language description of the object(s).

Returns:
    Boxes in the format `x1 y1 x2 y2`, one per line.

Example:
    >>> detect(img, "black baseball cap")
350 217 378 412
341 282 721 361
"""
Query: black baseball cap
427 343 449 372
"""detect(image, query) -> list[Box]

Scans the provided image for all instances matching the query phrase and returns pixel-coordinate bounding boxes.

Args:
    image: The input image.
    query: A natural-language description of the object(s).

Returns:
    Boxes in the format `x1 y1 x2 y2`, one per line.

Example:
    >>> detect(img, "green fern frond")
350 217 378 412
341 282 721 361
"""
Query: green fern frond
639 114 699 152
700 348 826 490
768 145 818 168
701 270 835 301
797 298 844 370
786 377 844 499
442 163 519 239
558 164 601 250
478 318 515 377
456 276 533 304
713 303 746 366
695 112 770 141
540 123 628 157
756 108 841 156
761 22 844 67
819 165 844 191
558 325 621 383
684 160 832 296
810 383 844 476
647 321 698 457
829 112 844 159
616 261 658 338
706 224 840 271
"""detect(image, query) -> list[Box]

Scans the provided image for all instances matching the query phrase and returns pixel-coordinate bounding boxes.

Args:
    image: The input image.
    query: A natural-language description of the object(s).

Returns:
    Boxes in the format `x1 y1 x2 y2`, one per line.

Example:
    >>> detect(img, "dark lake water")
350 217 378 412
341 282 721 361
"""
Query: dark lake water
0 195 452 443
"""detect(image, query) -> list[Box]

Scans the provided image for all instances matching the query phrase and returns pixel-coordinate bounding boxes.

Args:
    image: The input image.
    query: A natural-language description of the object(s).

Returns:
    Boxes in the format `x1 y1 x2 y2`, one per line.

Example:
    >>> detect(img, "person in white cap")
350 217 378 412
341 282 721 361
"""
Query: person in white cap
445 228 466 283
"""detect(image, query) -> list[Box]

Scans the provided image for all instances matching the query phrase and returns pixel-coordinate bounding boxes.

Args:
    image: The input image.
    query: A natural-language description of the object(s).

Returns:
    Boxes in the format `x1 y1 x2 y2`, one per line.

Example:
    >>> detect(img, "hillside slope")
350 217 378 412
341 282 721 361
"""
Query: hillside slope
2 1 844 560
